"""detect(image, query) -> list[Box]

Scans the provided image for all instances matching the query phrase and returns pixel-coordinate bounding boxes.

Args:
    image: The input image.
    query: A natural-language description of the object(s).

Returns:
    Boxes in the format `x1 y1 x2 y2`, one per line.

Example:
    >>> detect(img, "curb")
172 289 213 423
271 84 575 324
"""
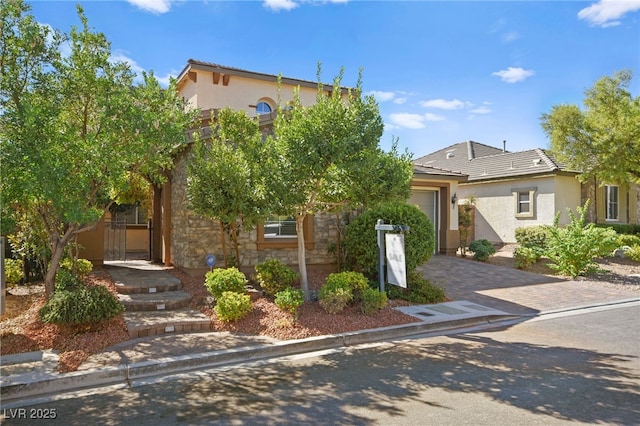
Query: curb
0 314 520 407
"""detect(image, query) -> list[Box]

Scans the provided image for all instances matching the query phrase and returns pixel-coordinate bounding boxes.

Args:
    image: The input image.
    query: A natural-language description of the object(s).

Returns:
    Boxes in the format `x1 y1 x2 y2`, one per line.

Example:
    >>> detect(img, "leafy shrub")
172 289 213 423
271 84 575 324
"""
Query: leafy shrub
55 268 83 292
60 258 93 277
386 271 446 304
544 201 619 277
515 226 549 249
468 239 496 262
595 223 640 235
274 287 305 318
204 267 247 299
626 245 640 262
344 202 435 280
214 291 252 322
361 287 388 315
618 234 640 248
319 287 352 314
323 271 370 301
4 258 24 285
514 246 539 270
254 259 298 297
39 285 124 326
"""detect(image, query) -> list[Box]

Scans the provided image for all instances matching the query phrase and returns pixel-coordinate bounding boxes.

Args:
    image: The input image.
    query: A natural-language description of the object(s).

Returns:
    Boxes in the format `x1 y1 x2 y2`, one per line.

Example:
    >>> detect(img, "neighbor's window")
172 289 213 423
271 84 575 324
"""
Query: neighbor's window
256 101 272 115
513 188 536 218
256 215 315 250
605 185 619 221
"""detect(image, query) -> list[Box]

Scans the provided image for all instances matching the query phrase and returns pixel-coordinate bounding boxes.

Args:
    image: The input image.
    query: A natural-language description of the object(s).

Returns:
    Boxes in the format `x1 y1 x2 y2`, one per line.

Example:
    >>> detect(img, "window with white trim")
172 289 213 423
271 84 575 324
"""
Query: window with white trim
263 216 296 238
513 188 536 218
256 101 272 115
605 185 619 221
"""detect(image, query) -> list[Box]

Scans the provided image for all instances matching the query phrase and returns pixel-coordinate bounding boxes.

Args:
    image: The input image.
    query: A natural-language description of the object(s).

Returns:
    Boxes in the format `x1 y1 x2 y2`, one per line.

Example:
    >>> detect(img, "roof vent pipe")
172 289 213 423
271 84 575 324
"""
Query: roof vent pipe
503 140 506 152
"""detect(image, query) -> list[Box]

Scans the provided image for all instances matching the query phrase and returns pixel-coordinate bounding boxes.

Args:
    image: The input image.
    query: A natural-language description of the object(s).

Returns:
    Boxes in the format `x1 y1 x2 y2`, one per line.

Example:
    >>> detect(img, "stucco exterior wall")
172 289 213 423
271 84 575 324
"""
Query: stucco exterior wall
458 174 581 244
182 70 321 114
169 150 338 275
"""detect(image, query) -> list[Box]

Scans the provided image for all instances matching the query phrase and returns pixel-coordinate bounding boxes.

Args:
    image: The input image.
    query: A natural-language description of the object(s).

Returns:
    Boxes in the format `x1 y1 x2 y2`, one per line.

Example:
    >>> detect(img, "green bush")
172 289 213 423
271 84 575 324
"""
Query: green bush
55 268 83 292
514 246 539 270
323 271 370 301
386 271 446 304
39 285 124 326
468 239 496 262
626 245 640 262
4 258 24 285
274 287 305 318
204 267 248 299
60 258 93 277
515 226 549 249
344 202 435 280
254 259 298 297
618 234 640 248
544 201 619 277
361 287 388 315
214 291 252 322
595 223 640 235
319 287 352 314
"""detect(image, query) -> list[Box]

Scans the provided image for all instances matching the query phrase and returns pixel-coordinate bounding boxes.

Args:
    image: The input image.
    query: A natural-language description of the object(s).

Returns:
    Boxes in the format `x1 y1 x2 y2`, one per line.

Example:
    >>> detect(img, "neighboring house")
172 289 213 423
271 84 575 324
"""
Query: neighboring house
414 140 639 245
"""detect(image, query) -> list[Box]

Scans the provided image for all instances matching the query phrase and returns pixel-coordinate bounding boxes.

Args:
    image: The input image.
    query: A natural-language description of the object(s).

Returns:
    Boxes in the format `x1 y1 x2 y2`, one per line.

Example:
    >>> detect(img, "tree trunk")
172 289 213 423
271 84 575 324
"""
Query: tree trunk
43 226 78 296
220 220 228 268
296 213 310 301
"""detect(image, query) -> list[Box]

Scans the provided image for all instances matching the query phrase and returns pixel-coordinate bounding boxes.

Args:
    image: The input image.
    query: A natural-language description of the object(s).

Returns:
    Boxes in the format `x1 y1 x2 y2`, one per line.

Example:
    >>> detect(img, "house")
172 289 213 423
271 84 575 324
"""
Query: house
414 140 640 245
79 60 464 274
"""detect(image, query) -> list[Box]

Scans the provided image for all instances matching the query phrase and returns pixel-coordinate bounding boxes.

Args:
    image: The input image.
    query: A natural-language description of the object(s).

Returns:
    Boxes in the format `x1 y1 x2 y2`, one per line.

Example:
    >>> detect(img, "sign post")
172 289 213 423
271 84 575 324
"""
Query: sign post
375 219 409 292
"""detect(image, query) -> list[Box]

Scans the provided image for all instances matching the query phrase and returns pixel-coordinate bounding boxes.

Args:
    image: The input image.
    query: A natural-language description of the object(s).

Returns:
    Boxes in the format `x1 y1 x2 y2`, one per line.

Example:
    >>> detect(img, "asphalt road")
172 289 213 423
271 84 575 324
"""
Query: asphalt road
2 304 639 425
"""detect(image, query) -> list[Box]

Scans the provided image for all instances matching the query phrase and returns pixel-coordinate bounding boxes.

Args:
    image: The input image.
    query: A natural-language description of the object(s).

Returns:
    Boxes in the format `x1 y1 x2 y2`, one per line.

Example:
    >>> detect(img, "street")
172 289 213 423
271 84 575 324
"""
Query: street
2 304 639 425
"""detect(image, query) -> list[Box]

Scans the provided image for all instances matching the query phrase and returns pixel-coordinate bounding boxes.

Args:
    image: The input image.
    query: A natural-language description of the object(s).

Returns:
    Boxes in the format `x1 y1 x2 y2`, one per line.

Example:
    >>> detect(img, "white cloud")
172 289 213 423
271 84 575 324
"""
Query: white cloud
424 113 445 121
263 0 299 11
393 97 407 105
127 0 175 14
578 0 640 27
368 90 396 102
389 113 426 129
501 31 520 43
492 67 535 83
470 106 492 114
419 98 470 110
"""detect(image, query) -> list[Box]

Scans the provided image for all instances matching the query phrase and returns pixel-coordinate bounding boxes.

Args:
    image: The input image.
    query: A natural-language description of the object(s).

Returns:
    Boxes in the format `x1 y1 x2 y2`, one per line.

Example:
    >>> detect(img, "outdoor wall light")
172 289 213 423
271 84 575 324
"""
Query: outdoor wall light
451 193 458 207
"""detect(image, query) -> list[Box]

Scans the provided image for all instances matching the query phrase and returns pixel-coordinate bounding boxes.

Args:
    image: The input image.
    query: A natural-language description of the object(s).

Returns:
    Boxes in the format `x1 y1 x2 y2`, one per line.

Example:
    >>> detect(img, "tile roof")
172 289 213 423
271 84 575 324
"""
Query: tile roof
413 140 578 181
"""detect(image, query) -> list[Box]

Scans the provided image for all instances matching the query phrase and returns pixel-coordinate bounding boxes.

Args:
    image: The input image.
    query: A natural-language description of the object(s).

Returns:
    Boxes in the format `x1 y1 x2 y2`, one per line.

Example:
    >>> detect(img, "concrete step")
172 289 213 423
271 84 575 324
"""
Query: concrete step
107 266 182 294
124 309 211 339
118 291 193 312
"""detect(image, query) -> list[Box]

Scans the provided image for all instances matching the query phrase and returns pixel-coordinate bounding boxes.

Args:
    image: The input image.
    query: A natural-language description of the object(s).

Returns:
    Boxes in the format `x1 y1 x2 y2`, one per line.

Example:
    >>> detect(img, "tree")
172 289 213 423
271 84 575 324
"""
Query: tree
0 2 197 295
187 108 273 267
271 66 413 300
541 70 640 184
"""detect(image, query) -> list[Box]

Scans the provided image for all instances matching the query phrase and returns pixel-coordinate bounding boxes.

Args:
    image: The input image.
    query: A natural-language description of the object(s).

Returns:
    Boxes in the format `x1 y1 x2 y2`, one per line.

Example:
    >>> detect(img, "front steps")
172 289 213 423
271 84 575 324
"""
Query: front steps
106 264 211 339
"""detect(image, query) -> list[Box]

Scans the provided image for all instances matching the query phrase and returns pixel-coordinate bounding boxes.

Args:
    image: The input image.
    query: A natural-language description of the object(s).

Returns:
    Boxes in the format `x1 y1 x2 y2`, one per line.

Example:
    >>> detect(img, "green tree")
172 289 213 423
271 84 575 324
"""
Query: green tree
187 108 272 267
541 70 640 184
0 2 197 295
271 65 413 300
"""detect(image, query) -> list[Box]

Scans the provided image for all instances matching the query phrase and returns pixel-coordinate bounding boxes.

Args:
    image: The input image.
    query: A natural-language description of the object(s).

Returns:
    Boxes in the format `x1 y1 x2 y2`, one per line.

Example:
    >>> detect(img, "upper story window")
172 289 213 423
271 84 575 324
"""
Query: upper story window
256 101 272 115
605 185 619 221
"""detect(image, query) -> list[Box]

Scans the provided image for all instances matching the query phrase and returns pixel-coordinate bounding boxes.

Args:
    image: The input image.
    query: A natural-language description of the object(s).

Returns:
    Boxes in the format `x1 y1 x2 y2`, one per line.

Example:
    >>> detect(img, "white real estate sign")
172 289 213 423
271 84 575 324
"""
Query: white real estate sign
385 233 407 288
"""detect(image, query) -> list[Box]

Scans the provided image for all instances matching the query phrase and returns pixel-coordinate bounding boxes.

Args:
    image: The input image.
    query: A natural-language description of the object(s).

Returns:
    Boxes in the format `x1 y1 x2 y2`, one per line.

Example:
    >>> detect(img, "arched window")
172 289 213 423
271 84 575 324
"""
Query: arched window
256 101 272 115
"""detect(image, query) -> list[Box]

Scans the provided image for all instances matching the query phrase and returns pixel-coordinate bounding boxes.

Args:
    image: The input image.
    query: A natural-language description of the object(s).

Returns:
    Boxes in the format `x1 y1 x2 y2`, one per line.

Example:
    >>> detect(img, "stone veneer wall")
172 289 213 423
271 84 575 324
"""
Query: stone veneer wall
170 150 338 273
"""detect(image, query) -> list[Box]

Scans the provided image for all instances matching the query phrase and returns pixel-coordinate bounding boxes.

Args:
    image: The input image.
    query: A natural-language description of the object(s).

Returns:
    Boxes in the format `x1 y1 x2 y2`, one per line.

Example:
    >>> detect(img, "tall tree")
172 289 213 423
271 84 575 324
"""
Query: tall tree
0 2 197 295
272 66 413 300
187 108 273 267
541 70 640 184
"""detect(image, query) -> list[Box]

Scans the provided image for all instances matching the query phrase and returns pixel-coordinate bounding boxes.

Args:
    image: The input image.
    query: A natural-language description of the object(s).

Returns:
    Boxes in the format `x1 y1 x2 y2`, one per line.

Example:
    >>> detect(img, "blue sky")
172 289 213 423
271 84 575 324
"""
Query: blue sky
28 0 640 157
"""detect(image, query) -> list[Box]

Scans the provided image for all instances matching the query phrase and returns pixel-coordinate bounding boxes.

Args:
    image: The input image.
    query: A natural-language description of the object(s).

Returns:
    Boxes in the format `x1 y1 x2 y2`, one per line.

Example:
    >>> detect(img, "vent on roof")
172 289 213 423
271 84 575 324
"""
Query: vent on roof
446 152 455 159
532 159 541 166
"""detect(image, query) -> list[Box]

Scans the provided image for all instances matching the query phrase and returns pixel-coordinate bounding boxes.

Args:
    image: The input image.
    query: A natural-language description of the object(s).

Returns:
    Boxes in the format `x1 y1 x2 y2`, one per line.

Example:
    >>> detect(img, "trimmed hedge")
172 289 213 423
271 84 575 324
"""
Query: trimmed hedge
39 285 124 326
205 267 248 299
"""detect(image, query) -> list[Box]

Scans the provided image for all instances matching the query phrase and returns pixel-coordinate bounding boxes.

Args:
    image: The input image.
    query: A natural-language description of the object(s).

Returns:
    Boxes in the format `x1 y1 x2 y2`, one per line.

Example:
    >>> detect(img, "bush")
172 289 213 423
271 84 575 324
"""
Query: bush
544 201 619 277
319 287 352 314
60 258 93 277
361 287 388 315
4 258 24 285
514 246 539 270
274 287 305 318
595 223 640 235
55 268 83 292
626 245 640 262
515 226 549 249
214 291 252 322
254 259 298 297
344 202 435 280
204 267 248 299
386 270 446 304
324 271 370 301
39 285 124 326
618 234 640 248
468 239 496 262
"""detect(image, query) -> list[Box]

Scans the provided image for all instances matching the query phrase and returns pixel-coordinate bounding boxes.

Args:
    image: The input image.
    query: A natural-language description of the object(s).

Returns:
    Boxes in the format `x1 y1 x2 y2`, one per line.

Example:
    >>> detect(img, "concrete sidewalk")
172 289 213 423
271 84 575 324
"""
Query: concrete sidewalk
1 255 638 408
